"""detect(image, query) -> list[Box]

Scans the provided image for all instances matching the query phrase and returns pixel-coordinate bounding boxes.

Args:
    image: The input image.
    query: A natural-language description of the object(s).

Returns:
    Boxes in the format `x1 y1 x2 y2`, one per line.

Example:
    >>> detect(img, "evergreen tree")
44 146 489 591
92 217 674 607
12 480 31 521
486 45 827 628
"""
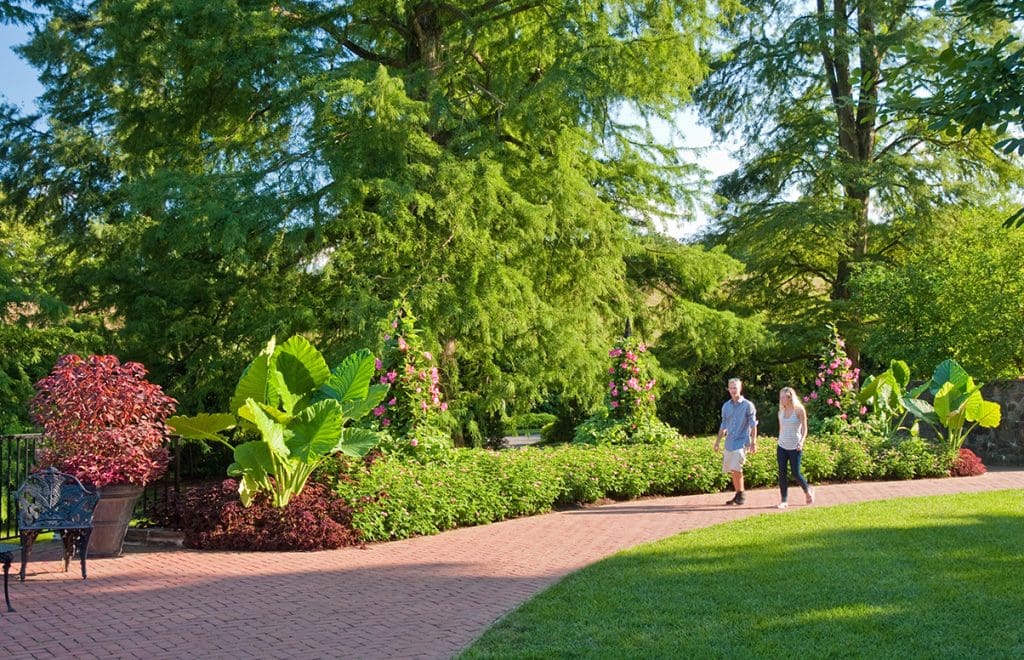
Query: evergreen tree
2 1 731 433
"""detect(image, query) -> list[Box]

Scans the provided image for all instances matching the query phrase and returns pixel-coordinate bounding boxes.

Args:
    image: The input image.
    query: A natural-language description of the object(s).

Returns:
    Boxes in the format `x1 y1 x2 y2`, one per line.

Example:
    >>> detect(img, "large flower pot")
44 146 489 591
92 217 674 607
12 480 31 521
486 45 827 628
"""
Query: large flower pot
89 483 144 557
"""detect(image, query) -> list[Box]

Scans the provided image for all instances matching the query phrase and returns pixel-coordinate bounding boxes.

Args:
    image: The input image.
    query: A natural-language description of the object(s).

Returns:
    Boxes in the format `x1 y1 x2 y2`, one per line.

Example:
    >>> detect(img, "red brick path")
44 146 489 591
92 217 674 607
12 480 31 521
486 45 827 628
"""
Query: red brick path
3 469 1022 659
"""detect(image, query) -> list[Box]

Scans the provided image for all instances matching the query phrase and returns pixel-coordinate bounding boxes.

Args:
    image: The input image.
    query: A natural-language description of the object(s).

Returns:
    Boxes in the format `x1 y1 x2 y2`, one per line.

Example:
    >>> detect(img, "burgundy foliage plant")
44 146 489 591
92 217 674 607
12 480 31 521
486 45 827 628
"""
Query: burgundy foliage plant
173 479 362 551
950 447 987 477
30 354 177 488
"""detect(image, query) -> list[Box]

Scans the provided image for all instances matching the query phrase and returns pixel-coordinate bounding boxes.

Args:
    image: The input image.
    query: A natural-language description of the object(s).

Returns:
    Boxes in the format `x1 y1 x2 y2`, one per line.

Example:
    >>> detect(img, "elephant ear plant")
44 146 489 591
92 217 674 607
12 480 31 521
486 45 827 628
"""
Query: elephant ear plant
168 336 388 507
899 359 1001 455
856 359 919 437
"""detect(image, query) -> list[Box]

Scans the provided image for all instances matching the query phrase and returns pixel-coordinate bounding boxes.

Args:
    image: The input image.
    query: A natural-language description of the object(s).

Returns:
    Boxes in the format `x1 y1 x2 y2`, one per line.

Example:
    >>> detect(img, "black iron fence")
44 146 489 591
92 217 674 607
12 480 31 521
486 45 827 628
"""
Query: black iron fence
0 434 229 539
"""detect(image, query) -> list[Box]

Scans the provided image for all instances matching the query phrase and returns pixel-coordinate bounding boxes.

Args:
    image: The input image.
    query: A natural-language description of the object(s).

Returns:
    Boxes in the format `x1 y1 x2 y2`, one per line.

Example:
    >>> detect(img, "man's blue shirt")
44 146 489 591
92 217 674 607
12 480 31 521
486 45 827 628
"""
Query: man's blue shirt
720 396 757 451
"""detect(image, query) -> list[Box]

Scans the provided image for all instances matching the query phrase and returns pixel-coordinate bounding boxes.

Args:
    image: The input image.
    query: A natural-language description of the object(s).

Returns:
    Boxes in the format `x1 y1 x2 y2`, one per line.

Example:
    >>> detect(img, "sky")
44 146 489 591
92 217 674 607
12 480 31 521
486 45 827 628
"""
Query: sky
0 22 735 238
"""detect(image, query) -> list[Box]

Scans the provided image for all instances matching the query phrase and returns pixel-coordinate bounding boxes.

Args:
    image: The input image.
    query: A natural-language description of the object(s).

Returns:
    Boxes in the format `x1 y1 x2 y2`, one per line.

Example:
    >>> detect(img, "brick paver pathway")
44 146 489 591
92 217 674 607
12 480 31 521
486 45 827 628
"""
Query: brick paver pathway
2 469 1023 659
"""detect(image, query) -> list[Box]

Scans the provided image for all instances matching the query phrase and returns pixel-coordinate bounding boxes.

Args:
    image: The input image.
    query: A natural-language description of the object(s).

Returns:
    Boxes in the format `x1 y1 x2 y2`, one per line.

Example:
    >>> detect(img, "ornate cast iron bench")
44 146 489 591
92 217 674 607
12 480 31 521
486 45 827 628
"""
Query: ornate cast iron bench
15 467 100 583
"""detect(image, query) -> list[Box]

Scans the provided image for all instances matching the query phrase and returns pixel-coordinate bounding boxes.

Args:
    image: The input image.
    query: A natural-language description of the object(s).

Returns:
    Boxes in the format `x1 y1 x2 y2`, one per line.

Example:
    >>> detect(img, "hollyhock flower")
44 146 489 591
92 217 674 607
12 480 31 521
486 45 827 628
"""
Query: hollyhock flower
440 402 448 411
410 438 418 446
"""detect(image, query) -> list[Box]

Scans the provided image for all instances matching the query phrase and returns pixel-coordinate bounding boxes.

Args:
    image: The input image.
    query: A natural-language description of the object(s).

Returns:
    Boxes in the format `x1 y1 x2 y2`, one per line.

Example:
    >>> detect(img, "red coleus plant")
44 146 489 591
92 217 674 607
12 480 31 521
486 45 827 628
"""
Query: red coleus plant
30 354 178 488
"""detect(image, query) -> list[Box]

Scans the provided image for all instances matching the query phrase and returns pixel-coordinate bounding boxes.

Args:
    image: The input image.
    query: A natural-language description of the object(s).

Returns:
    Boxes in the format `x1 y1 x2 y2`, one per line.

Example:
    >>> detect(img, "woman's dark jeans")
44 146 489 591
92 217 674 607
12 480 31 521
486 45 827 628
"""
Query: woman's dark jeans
777 445 809 502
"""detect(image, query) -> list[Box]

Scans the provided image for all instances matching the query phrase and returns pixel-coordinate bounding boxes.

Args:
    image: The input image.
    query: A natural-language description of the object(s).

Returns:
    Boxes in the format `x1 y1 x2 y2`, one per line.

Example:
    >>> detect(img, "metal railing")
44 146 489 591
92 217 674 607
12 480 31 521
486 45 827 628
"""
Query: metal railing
0 434 39 539
0 434 223 539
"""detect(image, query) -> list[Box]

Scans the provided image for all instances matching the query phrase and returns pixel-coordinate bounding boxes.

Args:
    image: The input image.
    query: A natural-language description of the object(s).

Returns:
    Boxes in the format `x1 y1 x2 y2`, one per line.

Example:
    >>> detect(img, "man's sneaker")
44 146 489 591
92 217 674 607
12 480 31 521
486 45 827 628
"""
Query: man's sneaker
776 502 788 509
806 487 815 505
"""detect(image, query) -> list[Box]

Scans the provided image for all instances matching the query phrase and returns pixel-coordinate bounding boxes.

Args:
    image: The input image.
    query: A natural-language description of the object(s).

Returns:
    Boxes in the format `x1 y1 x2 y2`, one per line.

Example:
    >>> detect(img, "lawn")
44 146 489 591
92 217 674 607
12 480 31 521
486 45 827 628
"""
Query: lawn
461 490 1024 659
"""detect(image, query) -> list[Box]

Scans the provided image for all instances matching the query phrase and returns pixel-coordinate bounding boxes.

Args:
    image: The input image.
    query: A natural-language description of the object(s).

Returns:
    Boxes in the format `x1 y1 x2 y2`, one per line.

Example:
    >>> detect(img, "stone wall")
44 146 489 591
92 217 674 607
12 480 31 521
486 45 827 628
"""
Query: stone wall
963 379 1024 465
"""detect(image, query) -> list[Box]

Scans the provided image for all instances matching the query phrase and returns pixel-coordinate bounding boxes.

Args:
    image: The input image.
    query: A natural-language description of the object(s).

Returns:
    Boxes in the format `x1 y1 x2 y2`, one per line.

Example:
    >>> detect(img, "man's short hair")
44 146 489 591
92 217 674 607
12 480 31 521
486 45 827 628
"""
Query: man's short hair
728 377 742 388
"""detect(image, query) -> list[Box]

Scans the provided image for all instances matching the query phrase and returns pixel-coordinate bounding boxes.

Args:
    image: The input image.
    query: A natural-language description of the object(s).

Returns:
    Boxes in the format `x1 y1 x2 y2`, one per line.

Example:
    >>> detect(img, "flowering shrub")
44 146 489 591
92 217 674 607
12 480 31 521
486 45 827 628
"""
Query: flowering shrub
606 335 657 427
950 447 987 477
374 309 452 456
30 354 177 488
805 323 863 422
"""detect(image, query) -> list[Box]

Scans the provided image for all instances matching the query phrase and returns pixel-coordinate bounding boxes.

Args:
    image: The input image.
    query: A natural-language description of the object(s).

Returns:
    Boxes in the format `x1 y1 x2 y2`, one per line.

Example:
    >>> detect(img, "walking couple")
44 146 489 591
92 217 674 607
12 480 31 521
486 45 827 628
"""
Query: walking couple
713 378 815 508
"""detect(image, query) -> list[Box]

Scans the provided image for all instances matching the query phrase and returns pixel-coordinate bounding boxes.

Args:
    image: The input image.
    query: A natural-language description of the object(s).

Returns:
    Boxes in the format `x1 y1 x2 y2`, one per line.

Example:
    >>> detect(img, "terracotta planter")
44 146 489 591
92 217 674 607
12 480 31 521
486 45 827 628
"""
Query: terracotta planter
89 483 144 557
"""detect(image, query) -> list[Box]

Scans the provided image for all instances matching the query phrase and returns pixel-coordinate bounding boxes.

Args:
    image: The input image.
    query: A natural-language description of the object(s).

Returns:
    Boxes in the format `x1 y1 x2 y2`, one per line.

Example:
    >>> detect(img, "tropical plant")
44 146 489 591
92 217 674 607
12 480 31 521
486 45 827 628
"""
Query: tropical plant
899 359 1002 454
168 335 386 507
29 354 177 488
857 359 916 437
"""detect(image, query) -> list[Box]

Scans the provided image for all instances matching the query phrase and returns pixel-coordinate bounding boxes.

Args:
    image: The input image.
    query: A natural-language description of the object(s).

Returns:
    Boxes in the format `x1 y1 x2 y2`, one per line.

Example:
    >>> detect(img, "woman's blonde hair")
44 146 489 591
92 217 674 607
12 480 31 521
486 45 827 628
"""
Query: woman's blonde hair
779 387 805 412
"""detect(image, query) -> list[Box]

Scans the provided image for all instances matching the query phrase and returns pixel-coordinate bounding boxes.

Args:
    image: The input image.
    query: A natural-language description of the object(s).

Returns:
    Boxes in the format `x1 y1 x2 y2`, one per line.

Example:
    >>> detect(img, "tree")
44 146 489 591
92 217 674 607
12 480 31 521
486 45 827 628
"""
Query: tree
696 0 1024 366
851 205 1024 380
926 0 1024 226
2 1 727 434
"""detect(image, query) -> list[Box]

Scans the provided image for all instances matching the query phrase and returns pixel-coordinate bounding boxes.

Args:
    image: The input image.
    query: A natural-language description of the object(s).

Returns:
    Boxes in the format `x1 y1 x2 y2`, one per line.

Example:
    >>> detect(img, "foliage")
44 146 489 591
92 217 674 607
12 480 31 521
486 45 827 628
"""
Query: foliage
857 360 914 437
29 354 176 488
899 359 1002 454
805 323 863 422
572 411 682 447
926 0 1024 227
372 308 453 457
171 479 361 551
696 0 1024 366
503 412 558 435
321 434 955 543
606 335 658 424
951 447 987 477
851 208 1024 379
4 0 727 435
168 335 386 507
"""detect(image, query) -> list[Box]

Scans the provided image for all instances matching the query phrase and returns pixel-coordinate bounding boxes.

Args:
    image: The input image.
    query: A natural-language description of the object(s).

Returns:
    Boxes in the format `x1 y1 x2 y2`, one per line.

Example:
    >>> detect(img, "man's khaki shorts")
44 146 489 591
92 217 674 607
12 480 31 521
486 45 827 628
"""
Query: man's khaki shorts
722 447 747 473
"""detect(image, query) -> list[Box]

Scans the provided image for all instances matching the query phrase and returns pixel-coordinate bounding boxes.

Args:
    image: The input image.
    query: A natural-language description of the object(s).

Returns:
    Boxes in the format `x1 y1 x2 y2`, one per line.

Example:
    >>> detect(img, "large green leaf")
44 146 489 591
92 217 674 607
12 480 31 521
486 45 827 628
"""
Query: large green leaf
245 398 290 460
890 360 910 389
230 337 276 416
930 358 970 393
319 349 377 403
971 400 1002 428
933 381 956 422
287 400 345 462
166 413 236 441
271 335 330 403
231 440 275 507
341 384 390 421
900 395 940 425
335 427 381 457
965 393 1001 427
857 374 880 403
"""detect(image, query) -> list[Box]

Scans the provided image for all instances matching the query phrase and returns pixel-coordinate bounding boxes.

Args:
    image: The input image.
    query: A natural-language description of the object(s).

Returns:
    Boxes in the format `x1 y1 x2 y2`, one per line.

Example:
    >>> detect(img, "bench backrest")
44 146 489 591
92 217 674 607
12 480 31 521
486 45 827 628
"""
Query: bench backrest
16 468 100 531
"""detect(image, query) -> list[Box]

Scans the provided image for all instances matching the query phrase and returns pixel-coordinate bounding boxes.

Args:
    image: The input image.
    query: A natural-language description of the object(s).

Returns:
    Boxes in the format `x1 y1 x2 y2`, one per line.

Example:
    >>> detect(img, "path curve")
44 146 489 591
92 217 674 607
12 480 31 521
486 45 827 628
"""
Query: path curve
4 469 1023 659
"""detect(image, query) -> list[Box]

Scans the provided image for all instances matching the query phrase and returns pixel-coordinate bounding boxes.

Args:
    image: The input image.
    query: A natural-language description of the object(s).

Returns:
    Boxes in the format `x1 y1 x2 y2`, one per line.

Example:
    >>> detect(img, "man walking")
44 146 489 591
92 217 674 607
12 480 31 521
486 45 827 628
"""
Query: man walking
714 378 758 505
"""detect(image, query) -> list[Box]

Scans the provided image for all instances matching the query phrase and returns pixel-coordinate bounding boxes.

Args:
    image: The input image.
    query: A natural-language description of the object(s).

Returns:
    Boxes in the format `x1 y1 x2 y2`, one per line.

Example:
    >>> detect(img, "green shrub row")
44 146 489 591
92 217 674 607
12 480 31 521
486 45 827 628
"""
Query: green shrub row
322 433 955 543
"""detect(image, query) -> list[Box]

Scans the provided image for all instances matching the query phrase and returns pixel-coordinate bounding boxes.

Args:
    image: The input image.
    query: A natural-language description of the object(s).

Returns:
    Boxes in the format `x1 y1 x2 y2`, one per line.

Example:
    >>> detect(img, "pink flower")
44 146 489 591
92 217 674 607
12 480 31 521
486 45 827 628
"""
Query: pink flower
439 402 448 411
410 438 418 447
638 343 647 352
381 418 391 427
608 367 615 374
840 413 848 420
859 406 867 415
815 378 822 387
420 401 428 411
611 401 619 408
386 371 397 383
810 392 818 400
374 358 383 370
373 406 386 417
423 351 433 361
391 320 398 329
397 336 408 351
388 398 397 406
827 398 834 405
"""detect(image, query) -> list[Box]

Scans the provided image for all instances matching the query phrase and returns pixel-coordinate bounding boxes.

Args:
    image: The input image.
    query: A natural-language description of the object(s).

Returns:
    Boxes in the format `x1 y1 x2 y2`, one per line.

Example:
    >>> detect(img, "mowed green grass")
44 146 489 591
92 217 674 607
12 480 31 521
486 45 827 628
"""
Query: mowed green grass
461 490 1024 659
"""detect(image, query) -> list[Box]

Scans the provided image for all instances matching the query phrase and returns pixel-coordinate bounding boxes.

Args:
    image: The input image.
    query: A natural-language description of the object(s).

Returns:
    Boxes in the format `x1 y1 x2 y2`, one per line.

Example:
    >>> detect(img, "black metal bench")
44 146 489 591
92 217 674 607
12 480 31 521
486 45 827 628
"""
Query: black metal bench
0 542 14 611
15 467 100 583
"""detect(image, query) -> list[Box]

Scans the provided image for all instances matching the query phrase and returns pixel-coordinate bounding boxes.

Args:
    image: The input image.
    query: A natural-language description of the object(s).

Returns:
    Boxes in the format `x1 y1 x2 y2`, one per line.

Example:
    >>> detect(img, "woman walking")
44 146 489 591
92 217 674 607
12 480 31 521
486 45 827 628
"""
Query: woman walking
776 387 814 509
